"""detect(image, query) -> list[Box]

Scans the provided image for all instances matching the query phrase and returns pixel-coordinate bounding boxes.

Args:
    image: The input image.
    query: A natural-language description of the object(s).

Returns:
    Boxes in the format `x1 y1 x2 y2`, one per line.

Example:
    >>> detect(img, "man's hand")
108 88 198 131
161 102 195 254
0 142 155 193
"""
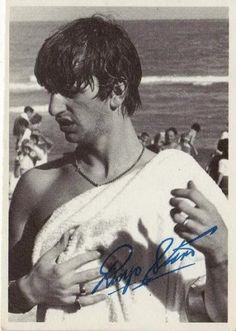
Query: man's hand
18 230 107 308
170 180 228 321
169 180 227 265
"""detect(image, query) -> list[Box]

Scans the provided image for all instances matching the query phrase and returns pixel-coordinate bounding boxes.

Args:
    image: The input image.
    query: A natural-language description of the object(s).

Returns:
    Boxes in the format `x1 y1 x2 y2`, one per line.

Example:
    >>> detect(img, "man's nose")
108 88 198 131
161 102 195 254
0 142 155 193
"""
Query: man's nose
49 94 67 116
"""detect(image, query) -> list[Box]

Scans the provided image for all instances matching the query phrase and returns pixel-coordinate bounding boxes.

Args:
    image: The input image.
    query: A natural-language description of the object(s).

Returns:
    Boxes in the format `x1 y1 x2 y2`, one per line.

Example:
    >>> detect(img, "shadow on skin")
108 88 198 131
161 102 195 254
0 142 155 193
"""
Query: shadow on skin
9 216 44 280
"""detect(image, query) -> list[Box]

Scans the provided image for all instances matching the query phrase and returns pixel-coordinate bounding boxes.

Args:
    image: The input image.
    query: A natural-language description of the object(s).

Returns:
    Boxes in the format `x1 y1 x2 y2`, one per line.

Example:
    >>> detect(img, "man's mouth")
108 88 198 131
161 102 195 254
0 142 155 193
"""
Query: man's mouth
56 117 74 131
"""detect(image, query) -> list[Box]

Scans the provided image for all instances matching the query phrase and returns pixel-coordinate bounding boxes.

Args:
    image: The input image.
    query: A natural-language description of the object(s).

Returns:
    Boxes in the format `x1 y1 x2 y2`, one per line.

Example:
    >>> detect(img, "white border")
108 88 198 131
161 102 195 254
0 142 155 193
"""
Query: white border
2 1 236 330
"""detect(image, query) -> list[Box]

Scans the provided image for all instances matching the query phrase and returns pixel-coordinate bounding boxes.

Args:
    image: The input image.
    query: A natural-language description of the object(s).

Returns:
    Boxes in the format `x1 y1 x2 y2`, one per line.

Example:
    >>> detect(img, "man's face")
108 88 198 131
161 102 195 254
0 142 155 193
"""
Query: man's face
49 79 111 144
166 130 176 144
140 135 150 147
30 137 37 145
26 111 33 119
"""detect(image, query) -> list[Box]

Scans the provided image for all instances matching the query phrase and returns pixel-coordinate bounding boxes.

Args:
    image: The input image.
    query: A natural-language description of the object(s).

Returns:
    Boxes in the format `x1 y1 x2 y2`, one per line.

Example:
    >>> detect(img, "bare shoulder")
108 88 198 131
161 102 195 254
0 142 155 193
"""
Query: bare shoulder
9 155 73 246
12 156 71 203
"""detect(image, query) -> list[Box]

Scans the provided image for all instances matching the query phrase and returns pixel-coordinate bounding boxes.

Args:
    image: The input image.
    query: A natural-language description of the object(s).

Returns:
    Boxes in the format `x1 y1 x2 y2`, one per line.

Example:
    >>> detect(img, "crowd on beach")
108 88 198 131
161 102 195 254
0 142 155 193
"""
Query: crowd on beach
139 123 201 156
9 106 53 198
9 108 228 198
138 123 228 196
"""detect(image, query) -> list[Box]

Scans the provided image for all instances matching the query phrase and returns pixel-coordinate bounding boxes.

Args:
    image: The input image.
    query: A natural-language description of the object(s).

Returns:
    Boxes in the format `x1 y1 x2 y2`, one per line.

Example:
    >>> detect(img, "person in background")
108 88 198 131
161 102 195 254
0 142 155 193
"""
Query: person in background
17 139 35 175
20 106 34 123
147 132 165 153
10 116 33 199
181 122 201 156
30 113 43 134
13 118 31 153
216 135 228 197
216 131 228 156
138 132 151 147
14 138 47 176
29 113 54 165
9 135 46 199
179 132 195 154
12 106 34 149
206 131 228 191
30 133 53 166
163 127 181 150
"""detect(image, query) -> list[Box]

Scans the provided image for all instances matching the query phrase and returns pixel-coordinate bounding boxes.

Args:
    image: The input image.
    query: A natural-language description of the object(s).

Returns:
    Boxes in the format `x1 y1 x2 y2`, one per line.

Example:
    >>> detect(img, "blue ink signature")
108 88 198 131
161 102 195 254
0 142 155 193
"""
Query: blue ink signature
91 225 218 295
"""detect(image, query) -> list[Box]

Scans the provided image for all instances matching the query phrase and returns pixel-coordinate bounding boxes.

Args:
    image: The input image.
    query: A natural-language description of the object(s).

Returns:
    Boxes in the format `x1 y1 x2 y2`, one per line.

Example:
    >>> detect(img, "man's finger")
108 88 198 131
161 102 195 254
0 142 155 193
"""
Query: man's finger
79 293 107 307
69 277 108 295
85 279 108 294
169 198 206 223
42 230 71 263
61 251 101 273
187 180 197 190
70 267 101 284
171 186 210 209
174 225 193 241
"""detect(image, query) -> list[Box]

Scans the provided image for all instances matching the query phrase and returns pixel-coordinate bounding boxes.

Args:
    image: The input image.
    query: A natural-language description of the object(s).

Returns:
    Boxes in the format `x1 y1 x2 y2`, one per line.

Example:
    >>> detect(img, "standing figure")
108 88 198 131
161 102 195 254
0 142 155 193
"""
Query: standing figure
180 123 201 156
163 127 181 150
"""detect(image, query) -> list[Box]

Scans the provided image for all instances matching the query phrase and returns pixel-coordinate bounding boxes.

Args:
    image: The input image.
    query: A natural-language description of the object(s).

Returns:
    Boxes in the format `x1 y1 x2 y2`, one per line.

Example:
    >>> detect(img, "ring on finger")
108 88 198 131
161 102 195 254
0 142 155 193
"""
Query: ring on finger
182 216 190 226
80 284 87 296
74 295 81 310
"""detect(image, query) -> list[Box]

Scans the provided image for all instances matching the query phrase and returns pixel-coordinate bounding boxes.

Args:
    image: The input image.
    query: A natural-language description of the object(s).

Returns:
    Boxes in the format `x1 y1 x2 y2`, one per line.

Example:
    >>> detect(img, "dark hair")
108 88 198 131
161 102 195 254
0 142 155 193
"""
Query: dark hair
166 127 178 136
217 138 228 159
140 132 150 138
30 113 42 125
24 106 34 114
30 134 39 144
191 122 201 132
154 133 161 144
13 117 29 136
34 15 142 116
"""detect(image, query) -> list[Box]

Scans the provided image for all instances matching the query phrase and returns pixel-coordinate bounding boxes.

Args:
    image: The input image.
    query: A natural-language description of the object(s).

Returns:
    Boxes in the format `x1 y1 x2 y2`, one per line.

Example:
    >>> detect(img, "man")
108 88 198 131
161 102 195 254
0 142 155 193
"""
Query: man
147 132 165 153
9 16 228 324
12 106 34 134
139 132 151 147
13 106 34 151
29 133 53 166
20 106 34 123
162 127 181 150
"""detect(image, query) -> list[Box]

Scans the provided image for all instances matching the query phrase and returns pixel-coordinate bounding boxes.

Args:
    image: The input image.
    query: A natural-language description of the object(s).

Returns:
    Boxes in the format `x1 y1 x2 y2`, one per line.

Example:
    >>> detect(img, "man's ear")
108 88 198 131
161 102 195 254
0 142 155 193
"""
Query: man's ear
110 82 127 111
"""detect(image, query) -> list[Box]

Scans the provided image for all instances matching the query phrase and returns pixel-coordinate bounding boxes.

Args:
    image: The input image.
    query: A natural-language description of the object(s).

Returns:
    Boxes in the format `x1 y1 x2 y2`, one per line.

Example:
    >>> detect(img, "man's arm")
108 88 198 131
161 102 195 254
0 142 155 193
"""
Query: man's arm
9 171 37 252
170 180 227 322
9 170 107 313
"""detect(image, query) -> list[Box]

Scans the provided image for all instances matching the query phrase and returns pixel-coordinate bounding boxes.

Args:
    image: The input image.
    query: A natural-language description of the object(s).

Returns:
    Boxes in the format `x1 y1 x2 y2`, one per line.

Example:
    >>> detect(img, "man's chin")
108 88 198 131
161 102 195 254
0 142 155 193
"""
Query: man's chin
64 132 85 144
64 132 78 143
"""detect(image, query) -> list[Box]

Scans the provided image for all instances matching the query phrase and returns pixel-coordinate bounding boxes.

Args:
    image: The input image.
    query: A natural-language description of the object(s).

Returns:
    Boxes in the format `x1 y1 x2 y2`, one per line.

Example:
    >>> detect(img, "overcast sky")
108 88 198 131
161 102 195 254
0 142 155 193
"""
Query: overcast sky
10 6 228 21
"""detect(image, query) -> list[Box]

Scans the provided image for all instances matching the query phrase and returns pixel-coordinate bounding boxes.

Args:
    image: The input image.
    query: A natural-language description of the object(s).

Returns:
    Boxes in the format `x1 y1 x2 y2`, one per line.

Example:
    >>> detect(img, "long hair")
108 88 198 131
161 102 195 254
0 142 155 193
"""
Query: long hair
13 117 29 137
34 15 142 116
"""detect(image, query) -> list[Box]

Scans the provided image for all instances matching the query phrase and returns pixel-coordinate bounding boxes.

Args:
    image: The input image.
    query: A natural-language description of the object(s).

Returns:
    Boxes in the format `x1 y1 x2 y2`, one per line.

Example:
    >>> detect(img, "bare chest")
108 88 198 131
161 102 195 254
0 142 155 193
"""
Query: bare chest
31 170 94 230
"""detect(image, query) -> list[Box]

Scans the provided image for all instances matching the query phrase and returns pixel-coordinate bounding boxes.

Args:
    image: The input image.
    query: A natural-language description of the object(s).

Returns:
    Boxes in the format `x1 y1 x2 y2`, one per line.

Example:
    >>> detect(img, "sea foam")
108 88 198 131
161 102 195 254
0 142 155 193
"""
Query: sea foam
10 75 228 93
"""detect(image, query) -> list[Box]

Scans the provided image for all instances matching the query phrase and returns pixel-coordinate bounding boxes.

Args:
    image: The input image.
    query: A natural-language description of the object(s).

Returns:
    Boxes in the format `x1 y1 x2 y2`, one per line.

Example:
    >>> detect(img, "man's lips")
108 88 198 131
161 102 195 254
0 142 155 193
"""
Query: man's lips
56 117 75 131
56 117 74 126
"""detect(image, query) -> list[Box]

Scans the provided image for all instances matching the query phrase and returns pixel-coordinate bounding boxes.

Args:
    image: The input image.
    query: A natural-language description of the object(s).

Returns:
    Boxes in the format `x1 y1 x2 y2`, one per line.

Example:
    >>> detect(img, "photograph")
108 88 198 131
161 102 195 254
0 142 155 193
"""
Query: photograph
3 3 232 329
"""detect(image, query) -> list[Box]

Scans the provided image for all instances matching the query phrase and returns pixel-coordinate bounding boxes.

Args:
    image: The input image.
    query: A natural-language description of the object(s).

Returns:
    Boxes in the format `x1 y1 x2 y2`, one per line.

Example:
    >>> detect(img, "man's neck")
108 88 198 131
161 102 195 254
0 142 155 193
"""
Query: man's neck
74 117 143 181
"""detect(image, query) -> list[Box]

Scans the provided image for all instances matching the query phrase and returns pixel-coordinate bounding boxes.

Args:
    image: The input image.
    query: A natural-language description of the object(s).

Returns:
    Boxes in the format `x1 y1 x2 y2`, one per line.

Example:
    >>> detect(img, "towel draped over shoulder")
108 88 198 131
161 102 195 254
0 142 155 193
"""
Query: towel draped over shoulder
32 150 228 325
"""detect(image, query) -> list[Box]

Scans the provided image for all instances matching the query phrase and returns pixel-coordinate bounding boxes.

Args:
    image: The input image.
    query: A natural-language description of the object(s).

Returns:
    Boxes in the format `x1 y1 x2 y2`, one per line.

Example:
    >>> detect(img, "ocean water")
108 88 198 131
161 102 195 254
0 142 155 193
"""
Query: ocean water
9 19 228 168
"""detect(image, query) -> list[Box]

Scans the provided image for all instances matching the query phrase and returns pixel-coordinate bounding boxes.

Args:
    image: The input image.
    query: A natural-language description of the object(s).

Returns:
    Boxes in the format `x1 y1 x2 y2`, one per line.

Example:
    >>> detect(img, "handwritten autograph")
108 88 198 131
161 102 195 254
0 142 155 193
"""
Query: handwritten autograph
91 225 218 295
